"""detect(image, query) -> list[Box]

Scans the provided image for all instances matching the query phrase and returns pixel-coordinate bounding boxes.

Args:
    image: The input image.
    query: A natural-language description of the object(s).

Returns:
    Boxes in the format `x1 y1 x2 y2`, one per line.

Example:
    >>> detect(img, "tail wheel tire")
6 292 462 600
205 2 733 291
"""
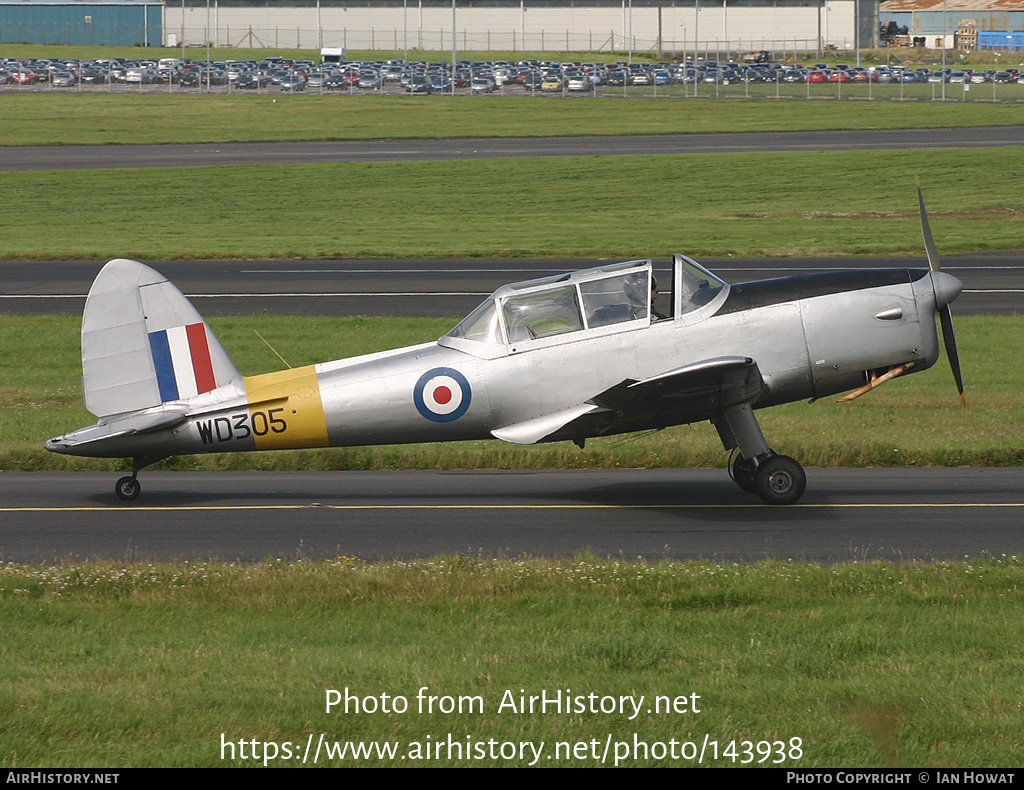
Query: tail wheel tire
753 455 806 506
115 476 140 501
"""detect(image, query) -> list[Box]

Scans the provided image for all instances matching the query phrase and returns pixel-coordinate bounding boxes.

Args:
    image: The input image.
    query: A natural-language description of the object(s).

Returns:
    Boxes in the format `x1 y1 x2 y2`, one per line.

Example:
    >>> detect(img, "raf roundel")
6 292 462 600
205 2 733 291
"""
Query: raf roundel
414 368 472 423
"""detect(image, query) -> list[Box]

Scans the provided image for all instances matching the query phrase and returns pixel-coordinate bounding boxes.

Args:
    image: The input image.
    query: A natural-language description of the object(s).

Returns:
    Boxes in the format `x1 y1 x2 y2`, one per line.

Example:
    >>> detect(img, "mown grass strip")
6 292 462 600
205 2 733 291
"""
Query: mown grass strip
2 555 1024 767
4 313 1020 472
2 147 1023 259
2 93 1024 147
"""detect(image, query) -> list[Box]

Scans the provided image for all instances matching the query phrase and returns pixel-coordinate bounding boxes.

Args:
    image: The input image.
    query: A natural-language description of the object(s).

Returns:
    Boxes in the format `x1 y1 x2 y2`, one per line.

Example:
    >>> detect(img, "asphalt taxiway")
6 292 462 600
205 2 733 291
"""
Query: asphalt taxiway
2 126 1023 171
1 252 1021 316
3 469 1023 564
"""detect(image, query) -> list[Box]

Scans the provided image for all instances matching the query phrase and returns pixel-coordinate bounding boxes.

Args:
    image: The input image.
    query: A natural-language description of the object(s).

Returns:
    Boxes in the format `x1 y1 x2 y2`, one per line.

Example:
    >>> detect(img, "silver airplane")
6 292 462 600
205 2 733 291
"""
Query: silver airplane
46 189 964 505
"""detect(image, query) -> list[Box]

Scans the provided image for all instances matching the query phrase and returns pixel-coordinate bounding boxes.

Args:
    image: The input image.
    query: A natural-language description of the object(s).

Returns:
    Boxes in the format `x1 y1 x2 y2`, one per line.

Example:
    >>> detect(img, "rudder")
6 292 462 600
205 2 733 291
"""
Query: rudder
81 258 242 417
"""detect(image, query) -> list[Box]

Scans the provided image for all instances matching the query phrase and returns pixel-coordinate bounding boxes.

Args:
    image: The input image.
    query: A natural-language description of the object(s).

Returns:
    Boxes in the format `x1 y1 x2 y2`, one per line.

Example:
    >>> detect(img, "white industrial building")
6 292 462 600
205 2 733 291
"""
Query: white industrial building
160 0 867 55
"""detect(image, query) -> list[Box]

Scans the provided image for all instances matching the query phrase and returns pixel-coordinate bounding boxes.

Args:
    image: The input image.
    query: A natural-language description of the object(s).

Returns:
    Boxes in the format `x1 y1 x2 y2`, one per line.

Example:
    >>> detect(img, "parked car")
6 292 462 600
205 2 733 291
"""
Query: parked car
324 74 350 90
540 75 563 91
405 75 435 94
124 67 157 84
304 71 331 89
357 71 383 90
278 73 307 91
234 72 271 89
470 77 496 94
49 71 77 88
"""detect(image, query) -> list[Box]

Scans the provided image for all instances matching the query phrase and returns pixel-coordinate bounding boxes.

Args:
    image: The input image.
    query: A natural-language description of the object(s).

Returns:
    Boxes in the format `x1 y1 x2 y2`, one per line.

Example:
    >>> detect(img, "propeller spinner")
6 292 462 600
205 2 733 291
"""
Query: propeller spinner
917 181 966 408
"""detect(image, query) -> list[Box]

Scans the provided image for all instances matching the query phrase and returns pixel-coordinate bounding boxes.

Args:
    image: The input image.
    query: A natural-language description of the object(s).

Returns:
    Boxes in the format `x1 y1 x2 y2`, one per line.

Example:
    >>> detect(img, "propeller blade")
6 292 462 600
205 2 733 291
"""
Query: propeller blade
919 180 966 407
939 304 967 408
916 177 941 273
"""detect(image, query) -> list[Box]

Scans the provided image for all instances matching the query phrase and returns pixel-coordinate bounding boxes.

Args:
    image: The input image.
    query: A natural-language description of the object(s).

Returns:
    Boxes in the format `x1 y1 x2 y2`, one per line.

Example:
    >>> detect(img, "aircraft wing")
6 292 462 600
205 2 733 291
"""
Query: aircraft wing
492 356 765 445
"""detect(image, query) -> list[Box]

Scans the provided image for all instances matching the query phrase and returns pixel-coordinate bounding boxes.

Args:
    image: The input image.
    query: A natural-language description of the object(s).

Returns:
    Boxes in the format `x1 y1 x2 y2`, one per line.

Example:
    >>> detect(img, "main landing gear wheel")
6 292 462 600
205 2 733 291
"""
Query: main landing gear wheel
115 476 140 501
753 455 806 506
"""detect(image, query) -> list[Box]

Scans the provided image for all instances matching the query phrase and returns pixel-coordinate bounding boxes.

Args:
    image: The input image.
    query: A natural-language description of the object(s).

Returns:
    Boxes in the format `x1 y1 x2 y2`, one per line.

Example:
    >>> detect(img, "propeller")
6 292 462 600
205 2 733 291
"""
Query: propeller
916 179 966 408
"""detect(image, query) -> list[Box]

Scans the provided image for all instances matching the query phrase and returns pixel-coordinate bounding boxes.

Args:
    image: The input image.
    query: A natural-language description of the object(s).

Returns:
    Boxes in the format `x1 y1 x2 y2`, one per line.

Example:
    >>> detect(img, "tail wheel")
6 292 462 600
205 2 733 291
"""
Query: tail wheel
115 476 141 501
753 455 806 506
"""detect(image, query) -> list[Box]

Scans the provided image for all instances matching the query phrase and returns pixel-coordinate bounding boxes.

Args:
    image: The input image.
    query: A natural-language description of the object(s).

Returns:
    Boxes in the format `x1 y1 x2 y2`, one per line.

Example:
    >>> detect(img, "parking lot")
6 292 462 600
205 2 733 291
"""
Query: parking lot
5 54 1024 102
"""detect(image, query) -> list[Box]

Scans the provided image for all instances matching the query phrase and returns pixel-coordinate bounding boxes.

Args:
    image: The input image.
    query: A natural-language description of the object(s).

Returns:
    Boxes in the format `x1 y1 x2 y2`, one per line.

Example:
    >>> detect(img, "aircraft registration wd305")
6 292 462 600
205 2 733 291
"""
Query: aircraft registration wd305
46 188 965 505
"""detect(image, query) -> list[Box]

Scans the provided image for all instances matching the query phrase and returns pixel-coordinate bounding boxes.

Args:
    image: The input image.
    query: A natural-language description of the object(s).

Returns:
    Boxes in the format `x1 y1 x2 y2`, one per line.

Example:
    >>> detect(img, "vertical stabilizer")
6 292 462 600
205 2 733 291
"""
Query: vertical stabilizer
82 259 242 418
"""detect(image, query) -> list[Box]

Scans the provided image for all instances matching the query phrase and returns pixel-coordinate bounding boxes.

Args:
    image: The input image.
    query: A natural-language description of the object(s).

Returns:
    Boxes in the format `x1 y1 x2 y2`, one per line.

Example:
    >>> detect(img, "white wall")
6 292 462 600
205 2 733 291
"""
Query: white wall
164 3 854 54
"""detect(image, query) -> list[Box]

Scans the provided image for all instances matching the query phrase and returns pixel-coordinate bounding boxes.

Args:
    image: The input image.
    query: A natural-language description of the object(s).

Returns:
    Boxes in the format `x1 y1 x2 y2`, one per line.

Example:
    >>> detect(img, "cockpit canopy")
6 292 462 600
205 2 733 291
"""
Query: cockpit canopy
443 255 726 355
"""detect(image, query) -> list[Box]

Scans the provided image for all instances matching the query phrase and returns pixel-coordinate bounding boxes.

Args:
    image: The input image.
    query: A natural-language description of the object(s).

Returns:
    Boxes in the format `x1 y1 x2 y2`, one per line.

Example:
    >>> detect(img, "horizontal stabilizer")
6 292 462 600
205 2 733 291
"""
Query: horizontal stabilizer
46 406 188 452
82 259 242 418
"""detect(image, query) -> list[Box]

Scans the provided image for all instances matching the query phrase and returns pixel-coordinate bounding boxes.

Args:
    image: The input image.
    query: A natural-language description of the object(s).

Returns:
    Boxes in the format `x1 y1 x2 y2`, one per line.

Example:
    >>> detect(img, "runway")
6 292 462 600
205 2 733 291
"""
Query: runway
3 469 1023 564
1 252 1021 316
2 126 1023 171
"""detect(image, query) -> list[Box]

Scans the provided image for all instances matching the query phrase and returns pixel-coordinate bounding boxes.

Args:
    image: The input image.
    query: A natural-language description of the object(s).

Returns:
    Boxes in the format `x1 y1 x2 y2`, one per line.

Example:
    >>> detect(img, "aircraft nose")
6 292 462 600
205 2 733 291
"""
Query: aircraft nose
931 270 962 308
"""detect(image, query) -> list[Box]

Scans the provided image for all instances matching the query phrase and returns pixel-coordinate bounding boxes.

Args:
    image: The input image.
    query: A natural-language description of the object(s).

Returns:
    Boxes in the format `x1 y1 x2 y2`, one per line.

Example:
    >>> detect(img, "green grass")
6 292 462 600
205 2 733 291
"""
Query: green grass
4 313 1020 472
2 147 1023 260
3 554 1024 766
2 92 1024 147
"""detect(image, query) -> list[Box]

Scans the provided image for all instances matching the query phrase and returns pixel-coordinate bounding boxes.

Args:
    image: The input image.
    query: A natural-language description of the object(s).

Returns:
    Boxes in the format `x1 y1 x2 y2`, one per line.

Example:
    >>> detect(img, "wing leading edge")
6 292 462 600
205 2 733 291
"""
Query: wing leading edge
492 356 765 445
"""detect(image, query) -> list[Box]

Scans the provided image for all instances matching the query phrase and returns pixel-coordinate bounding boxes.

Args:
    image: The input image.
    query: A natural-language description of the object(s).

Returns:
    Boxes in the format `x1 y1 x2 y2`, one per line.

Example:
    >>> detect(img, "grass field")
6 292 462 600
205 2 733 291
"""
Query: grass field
4 555 1024 767
3 147 1024 260
3 92 1024 147
4 313 1020 472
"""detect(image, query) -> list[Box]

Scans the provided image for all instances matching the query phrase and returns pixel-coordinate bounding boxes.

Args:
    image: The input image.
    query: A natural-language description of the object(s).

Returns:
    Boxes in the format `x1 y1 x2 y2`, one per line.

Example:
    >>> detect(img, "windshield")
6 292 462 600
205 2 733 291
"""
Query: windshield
446 299 503 344
675 256 726 315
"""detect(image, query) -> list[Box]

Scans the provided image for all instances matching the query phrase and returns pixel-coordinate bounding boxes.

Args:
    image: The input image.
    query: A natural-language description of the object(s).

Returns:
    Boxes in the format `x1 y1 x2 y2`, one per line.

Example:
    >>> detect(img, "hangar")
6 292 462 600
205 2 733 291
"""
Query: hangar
0 0 162 46
878 0 1024 50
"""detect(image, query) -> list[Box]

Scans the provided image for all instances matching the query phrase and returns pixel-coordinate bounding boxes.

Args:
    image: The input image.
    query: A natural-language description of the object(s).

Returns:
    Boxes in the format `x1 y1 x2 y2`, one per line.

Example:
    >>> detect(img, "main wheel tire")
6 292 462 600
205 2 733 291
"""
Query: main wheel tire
753 455 806 506
115 476 140 501
730 454 758 493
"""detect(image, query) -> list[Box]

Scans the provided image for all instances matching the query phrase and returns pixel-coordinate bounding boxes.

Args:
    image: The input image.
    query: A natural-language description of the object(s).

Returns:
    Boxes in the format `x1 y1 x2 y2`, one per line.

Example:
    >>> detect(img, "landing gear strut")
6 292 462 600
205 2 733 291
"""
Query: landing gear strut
716 403 807 505
730 452 757 493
